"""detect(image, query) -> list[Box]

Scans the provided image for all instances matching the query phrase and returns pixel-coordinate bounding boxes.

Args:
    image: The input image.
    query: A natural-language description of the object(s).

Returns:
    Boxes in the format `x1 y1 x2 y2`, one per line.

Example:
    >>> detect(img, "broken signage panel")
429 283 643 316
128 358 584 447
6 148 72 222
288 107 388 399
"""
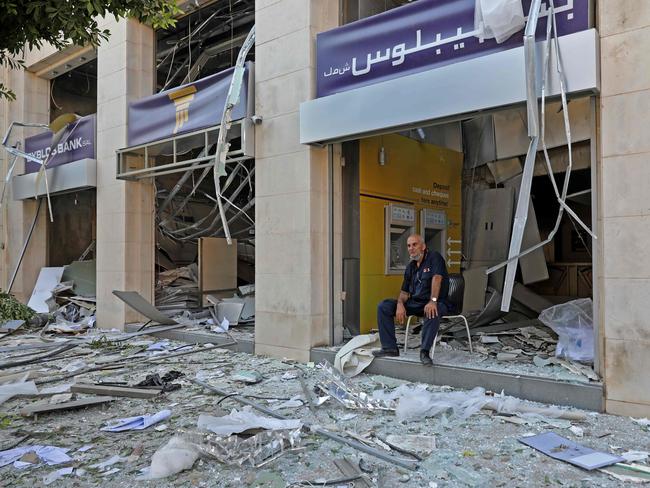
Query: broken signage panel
127 63 251 147
518 432 623 470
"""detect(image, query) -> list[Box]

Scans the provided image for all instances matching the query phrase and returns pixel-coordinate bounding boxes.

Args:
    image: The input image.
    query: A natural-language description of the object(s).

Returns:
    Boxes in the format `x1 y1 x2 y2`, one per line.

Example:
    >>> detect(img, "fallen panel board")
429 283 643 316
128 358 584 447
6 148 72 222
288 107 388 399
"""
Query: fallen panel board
216 301 245 326
199 237 237 307
112 291 178 325
27 267 64 313
71 383 161 399
518 432 623 470
467 188 514 265
20 397 116 416
0 320 24 333
505 175 549 285
61 260 96 297
512 282 553 314
461 267 488 314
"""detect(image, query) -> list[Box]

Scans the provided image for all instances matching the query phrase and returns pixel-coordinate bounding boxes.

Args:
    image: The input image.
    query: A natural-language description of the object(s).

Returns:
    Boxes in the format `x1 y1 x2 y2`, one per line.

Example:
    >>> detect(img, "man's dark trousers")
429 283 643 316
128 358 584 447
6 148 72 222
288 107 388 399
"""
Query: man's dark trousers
377 299 450 352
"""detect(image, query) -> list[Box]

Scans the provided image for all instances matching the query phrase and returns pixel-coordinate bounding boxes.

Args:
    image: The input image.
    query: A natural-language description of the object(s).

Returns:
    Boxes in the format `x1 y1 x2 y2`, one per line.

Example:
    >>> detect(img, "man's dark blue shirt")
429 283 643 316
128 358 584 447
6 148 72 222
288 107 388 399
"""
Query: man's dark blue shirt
400 249 449 306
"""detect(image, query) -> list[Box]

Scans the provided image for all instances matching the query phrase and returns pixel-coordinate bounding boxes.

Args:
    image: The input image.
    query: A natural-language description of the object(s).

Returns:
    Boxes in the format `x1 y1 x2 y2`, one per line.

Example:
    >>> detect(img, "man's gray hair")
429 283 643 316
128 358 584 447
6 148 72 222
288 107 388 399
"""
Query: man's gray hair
408 234 425 244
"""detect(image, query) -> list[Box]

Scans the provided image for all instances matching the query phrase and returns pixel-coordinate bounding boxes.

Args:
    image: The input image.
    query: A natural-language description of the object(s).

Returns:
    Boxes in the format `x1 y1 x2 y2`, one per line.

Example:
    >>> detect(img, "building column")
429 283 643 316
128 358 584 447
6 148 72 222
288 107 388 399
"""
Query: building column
598 2 650 416
95 19 155 329
0 68 48 303
254 0 339 361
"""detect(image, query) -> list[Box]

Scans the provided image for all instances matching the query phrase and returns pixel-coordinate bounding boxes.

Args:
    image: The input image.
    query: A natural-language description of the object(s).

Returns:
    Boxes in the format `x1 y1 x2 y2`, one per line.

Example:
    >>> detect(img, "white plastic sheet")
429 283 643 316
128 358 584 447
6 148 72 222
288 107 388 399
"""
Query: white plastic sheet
334 333 381 377
539 298 594 362
474 0 525 44
197 406 301 435
143 436 200 479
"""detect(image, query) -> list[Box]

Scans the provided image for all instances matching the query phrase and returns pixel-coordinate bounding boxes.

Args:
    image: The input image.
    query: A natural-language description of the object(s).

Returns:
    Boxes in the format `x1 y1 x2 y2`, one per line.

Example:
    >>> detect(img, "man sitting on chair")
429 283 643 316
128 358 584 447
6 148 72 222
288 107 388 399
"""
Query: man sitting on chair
373 234 450 365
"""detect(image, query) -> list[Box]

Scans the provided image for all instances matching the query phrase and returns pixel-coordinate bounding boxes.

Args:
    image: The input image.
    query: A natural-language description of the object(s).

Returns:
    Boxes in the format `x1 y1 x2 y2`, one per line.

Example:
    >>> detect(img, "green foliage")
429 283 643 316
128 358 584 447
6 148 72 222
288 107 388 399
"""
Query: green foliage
0 0 181 99
0 291 35 321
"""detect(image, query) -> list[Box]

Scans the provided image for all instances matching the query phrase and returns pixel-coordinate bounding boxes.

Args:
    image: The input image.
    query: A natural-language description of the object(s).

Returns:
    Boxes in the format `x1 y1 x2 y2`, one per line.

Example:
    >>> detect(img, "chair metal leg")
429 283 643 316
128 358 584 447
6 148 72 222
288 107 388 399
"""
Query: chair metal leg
462 315 473 353
404 316 416 355
431 332 439 360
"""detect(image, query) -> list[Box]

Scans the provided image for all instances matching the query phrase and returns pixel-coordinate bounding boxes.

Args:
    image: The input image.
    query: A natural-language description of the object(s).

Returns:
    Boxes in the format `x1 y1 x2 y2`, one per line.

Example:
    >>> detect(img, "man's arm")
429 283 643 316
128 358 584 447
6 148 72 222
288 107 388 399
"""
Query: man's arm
396 290 409 324
424 275 443 319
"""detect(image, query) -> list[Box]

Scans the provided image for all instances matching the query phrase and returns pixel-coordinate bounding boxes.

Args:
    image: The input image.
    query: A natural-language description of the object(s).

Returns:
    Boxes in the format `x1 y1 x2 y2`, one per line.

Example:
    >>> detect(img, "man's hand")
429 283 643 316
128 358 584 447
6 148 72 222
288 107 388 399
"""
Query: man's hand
424 301 438 319
396 302 407 325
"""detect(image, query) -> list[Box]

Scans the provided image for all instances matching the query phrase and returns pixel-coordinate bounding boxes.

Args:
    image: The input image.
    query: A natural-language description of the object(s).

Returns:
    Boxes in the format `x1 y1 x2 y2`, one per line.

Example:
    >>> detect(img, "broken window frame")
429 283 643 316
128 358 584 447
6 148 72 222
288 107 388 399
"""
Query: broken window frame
115 119 254 180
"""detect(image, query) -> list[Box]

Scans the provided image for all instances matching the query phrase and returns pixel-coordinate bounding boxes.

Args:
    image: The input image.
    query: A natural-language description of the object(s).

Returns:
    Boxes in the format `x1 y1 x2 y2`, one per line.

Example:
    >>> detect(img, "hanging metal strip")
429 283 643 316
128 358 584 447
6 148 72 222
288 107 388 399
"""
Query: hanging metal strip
213 25 256 245
500 0 543 312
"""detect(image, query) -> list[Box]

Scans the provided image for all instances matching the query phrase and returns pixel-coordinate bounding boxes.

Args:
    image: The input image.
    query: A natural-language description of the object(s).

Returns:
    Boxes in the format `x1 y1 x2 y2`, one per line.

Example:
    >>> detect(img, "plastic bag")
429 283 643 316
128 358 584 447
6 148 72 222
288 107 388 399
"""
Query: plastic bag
144 436 200 479
539 298 594 362
474 0 525 44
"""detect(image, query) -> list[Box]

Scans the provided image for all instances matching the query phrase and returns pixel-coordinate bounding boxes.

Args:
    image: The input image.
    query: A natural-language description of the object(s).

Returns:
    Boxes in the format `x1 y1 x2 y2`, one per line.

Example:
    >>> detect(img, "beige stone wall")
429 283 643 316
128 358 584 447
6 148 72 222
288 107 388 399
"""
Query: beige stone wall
95 18 155 329
598 1 650 417
254 0 339 361
0 66 49 302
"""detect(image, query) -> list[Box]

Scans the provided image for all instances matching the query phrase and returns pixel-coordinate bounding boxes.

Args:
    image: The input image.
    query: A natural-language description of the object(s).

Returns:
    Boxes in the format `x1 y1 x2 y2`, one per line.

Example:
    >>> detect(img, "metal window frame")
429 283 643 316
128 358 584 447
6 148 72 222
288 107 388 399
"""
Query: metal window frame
115 118 254 180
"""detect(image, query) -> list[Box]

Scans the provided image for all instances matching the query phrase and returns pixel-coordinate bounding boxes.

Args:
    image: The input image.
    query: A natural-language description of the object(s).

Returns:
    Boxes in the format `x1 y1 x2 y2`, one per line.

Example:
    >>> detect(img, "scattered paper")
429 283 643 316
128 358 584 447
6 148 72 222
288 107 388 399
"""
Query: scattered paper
270 396 304 410
519 432 624 470
43 467 74 485
101 410 171 432
621 451 650 463
0 445 71 469
147 341 170 351
61 359 87 373
90 455 125 471
77 445 94 453
569 425 584 437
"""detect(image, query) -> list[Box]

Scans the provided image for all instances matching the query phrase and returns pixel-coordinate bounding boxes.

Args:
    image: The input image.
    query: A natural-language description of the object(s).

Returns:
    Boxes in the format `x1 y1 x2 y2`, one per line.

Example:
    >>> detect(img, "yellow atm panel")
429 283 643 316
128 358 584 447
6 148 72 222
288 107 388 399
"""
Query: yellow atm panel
358 134 463 333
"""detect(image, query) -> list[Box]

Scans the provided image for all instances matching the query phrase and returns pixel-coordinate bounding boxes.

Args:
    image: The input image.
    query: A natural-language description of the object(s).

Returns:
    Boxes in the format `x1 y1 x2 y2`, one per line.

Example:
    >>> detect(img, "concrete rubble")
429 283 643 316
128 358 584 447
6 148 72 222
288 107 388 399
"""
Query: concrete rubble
0 322 647 487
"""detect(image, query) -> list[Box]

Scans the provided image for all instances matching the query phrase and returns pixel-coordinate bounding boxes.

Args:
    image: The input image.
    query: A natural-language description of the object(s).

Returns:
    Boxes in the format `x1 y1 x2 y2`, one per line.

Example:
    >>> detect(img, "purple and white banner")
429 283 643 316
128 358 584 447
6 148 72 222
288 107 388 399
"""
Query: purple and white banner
316 0 588 98
127 62 251 147
24 114 96 174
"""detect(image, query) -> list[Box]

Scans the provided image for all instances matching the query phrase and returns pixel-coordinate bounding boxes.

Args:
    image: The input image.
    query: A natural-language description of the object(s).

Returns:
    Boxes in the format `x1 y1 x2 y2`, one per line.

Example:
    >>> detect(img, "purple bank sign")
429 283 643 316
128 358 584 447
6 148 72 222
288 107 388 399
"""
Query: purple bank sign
316 0 589 98
127 62 251 147
24 114 96 174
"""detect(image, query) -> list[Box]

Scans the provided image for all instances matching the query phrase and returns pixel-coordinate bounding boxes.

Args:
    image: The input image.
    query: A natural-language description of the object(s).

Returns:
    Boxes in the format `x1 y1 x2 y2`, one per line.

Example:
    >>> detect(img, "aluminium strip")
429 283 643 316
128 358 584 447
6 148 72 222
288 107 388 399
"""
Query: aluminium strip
500 0 543 312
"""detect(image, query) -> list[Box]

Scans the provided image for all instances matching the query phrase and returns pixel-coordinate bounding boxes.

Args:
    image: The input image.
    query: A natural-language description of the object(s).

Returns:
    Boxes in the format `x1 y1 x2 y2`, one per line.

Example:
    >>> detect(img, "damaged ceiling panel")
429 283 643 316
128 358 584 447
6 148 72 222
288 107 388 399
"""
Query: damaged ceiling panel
156 0 255 92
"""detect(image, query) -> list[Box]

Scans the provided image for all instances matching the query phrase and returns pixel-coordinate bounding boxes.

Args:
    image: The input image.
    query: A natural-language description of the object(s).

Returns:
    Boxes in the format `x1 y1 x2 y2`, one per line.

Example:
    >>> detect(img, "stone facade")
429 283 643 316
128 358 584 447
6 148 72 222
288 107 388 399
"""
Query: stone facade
0 1 649 415
598 1 650 416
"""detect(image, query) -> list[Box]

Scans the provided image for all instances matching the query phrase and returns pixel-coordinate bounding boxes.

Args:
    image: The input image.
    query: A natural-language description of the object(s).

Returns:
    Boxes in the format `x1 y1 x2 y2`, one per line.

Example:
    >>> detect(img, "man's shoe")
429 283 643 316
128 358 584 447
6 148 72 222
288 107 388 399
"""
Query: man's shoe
372 349 400 358
420 350 432 365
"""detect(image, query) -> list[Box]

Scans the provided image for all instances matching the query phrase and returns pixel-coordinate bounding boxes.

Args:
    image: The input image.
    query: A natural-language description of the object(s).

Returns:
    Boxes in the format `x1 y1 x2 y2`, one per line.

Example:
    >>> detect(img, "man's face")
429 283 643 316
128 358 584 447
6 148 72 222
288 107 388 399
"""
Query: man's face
407 237 425 260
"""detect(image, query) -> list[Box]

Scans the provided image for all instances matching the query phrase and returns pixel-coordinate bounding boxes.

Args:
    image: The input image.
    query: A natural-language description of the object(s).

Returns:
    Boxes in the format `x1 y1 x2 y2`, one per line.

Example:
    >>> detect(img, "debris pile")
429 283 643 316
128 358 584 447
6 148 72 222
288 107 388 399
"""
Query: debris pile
155 264 201 314
0 323 646 487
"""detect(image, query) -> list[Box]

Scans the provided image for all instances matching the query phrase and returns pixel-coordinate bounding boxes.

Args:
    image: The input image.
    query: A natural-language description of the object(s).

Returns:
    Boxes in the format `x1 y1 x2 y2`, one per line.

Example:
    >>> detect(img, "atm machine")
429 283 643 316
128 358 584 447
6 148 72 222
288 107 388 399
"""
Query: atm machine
384 203 416 275
420 208 447 256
